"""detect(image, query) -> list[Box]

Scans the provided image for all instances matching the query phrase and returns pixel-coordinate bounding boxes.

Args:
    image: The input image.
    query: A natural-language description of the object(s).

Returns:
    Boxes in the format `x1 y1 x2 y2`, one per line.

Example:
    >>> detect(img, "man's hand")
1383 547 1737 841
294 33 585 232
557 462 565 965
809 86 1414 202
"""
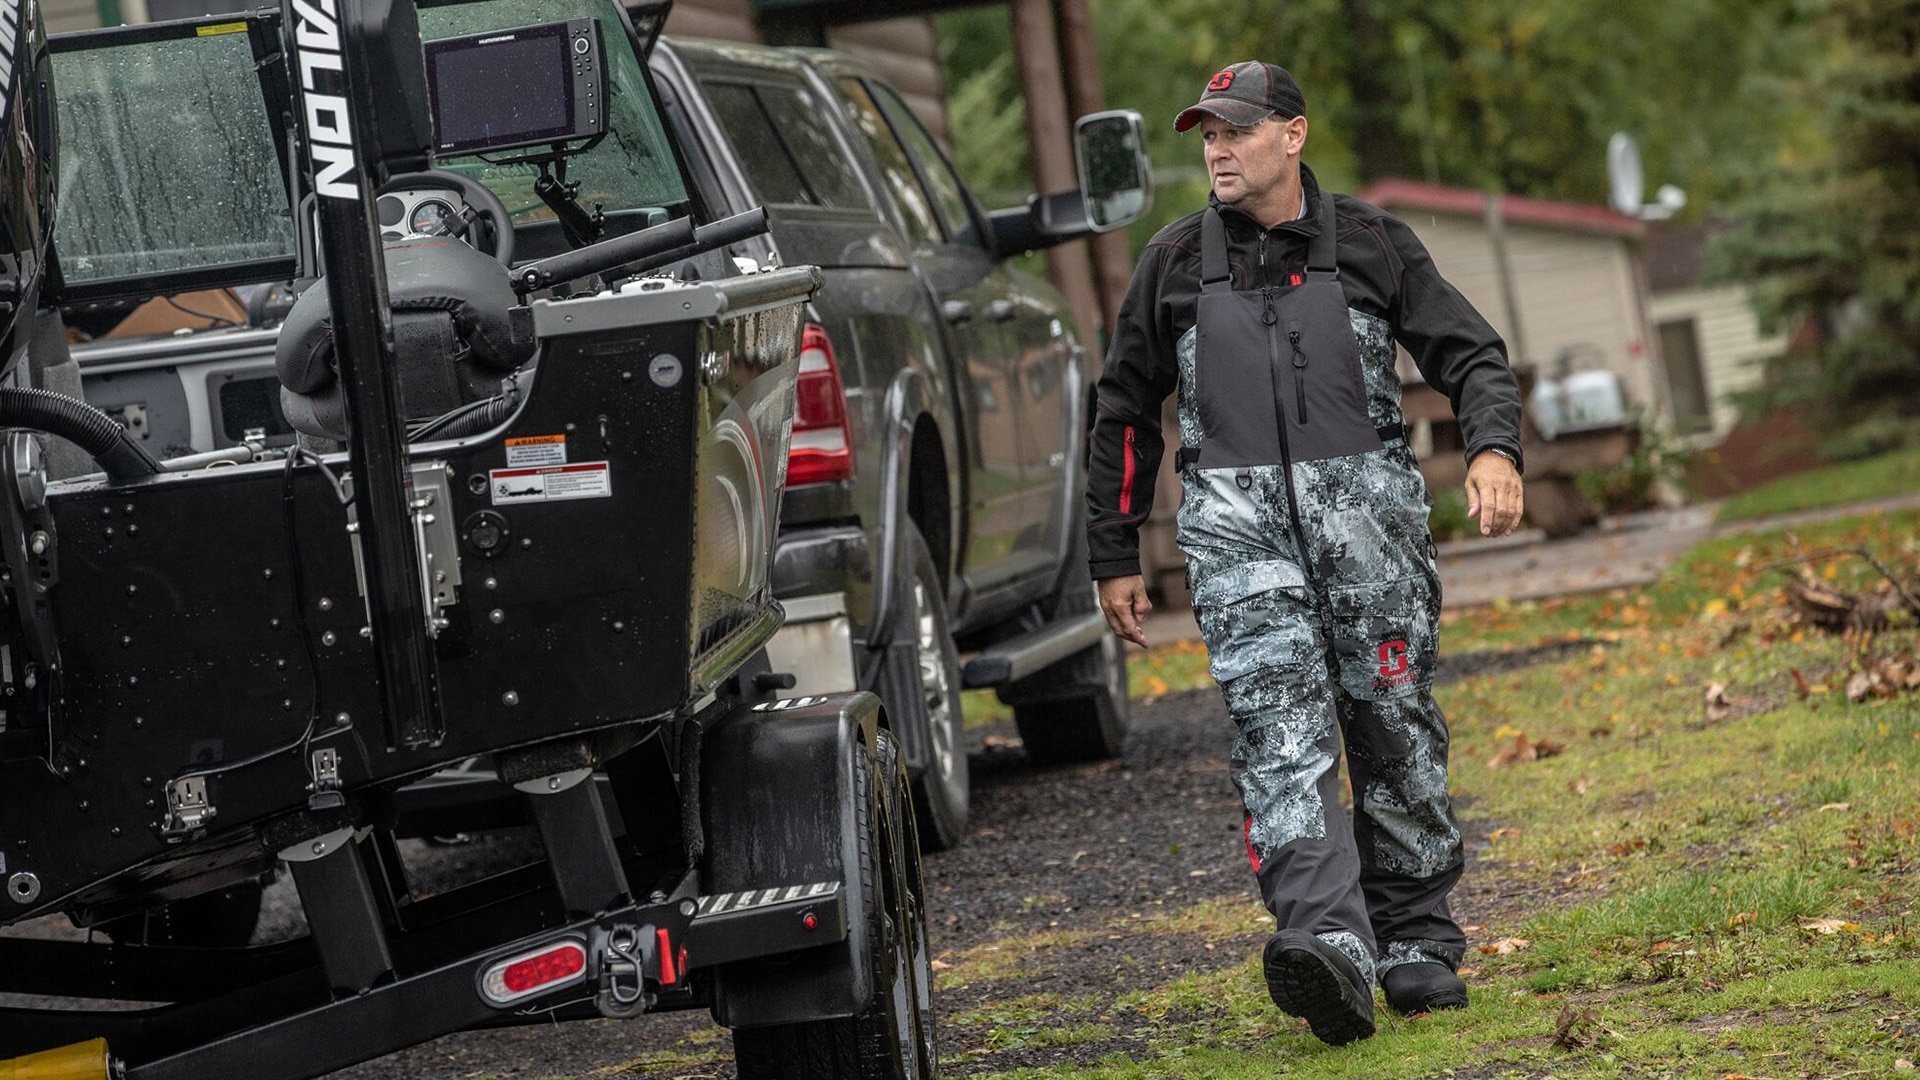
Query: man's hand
1097 574 1152 648
1465 451 1525 537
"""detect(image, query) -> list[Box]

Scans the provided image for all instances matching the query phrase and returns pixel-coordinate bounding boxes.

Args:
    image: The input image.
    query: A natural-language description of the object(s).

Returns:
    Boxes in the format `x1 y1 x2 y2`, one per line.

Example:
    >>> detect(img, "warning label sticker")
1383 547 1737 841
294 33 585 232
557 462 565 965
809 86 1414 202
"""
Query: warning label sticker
504 434 567 468
490 462 612 505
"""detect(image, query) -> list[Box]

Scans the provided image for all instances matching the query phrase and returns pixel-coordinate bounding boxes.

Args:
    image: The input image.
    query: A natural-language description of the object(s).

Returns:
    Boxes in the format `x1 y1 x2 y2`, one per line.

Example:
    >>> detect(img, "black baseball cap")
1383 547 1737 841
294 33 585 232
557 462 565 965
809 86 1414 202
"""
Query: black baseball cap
1174 61 1306 132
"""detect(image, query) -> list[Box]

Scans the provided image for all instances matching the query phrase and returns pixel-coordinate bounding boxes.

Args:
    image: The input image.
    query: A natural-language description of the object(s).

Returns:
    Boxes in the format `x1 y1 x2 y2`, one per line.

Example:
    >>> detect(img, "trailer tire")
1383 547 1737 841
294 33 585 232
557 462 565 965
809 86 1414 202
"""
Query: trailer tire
733 728 937 1079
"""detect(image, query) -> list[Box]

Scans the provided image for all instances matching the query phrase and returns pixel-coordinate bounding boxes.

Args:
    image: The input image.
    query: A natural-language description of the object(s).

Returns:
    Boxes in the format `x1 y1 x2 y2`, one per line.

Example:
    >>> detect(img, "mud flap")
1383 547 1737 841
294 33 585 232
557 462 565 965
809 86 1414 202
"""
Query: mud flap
701 690 882 1028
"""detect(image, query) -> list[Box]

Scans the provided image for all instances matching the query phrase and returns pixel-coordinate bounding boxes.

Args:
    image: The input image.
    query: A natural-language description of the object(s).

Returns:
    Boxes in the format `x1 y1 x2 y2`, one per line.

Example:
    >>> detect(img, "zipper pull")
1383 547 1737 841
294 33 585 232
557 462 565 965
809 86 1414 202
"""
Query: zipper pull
1262 286 1277 325
1288 327 1306 368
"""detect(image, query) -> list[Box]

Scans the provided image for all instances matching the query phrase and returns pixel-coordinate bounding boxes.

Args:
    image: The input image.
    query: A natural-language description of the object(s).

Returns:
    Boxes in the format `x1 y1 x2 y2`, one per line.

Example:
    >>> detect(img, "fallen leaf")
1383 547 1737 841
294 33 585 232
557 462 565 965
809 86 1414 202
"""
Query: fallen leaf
1534 737 1567 759
1488 827 1522 842
1799 916 1861 935
1478 936 1531 955
1789 668 1813 700
1488 735 1534 767
1818 802 1852 813
930 959 951 971
1897 1059 1915 1072
1553 1000 1598 1049
1704 682 1737 723
1726 911 1757 928
1847 671 1877 703
1570 774 1591 796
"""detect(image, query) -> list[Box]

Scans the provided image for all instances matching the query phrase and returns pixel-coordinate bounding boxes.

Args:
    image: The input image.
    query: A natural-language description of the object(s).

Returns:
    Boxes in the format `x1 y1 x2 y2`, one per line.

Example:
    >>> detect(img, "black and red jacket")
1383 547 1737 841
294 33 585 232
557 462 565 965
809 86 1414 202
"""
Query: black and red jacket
1086 166 1524 581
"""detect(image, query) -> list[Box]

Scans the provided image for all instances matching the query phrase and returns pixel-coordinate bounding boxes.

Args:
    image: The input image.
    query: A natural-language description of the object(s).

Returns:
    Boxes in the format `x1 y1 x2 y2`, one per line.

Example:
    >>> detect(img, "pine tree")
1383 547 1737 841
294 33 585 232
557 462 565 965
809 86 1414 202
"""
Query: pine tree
1716 0 1920 441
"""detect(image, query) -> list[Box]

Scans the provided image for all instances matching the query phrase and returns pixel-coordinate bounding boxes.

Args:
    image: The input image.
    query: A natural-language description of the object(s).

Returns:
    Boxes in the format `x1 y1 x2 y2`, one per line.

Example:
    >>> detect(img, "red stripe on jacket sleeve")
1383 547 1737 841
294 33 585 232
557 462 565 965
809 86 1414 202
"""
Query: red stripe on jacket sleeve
1119 425 1137 515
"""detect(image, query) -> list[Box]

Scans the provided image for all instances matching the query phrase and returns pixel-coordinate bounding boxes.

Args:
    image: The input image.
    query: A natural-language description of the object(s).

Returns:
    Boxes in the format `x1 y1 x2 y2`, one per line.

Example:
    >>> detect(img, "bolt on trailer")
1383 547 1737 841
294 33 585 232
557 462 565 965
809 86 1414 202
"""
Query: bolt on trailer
0 0 936 1076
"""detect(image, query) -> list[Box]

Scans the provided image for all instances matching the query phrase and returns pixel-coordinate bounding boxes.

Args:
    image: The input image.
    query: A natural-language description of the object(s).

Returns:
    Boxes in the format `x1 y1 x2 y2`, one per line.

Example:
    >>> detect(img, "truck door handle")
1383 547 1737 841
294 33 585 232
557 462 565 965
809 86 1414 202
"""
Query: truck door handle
941 300 973 324
985 299 1018 323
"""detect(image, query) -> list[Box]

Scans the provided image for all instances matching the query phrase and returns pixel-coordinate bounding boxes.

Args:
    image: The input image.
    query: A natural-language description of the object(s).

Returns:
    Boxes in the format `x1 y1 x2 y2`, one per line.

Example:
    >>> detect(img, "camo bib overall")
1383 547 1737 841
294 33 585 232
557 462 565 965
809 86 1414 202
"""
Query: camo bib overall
1175 194 1466 985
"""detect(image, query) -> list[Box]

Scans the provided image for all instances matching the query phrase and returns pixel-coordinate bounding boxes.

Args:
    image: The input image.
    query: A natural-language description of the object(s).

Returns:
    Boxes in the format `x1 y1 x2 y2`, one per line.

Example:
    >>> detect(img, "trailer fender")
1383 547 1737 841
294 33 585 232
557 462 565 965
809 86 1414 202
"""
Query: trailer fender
700 690 881 1028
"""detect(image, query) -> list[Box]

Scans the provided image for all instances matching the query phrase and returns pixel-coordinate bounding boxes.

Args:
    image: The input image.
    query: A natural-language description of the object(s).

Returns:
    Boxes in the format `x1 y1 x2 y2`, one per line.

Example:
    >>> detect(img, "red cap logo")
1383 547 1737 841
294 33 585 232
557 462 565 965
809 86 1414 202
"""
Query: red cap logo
1208 70 1235 92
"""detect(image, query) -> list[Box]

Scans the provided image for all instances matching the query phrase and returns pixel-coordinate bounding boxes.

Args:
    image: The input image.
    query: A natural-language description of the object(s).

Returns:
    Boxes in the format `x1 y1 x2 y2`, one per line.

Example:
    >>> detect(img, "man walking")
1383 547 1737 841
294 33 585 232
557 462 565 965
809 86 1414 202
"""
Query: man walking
1086 61 1525 1045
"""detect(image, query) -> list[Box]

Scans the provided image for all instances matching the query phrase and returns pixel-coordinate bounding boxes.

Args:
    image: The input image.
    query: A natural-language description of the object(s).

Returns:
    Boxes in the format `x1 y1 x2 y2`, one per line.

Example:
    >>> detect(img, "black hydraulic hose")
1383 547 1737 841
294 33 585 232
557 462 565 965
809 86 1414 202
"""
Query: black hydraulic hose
0 387 161 482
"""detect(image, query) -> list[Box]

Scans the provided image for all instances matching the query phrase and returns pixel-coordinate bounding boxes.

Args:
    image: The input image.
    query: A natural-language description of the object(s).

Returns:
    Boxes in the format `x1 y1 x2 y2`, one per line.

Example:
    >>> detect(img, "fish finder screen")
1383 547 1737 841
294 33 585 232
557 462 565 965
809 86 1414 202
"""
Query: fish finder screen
426 21 597 156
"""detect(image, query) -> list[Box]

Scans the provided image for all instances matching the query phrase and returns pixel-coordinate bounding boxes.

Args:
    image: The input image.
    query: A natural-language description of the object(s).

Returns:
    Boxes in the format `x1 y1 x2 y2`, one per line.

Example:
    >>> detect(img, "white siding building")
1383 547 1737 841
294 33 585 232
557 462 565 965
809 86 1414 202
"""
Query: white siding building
1642 224 1784 442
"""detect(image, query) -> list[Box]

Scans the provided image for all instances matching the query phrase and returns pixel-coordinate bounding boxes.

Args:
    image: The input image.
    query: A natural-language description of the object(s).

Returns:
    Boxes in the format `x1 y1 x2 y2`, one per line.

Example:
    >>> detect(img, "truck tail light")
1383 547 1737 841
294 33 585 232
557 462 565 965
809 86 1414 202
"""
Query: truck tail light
480 938 588 1005
787 323 854 486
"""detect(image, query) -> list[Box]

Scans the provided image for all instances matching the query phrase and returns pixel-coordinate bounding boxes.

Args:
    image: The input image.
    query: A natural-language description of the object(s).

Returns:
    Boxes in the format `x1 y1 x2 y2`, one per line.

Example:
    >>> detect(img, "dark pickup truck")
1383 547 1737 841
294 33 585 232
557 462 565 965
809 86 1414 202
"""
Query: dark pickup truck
649 37 1151 849
66 27 1155 853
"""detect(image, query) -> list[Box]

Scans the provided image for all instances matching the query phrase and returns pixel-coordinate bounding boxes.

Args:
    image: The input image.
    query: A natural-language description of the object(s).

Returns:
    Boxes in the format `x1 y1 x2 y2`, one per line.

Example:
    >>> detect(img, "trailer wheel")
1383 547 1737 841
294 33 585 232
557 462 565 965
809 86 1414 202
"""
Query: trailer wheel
733 728 937 1079
902 525 968 852
98 879 266 947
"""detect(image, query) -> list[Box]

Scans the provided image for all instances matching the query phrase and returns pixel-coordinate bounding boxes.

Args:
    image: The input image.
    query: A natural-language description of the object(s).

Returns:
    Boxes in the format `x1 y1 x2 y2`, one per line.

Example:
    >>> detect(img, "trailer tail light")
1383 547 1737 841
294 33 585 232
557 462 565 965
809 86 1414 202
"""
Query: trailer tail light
480 938 588 1005
786 323 854 486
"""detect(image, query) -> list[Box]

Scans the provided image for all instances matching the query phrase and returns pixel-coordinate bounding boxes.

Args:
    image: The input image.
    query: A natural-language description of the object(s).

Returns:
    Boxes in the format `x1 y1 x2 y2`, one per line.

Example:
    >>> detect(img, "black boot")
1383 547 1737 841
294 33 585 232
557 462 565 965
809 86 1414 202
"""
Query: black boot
1262 930 1376 1046
1382 962 1468 1015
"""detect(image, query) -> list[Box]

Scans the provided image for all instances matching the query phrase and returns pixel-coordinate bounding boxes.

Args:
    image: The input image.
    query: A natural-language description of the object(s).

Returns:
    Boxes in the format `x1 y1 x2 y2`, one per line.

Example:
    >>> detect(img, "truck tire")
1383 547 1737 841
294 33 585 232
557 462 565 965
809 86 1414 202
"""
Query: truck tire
98 879 266 947
902 525 968 851
733 728 937 1080
1007 524 1130 765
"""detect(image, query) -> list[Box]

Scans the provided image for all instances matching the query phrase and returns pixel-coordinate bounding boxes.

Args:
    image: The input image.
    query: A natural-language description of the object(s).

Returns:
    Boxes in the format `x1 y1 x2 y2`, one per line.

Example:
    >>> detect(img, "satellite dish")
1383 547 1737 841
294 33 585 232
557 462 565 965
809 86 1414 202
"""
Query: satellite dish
1607 132 1643 217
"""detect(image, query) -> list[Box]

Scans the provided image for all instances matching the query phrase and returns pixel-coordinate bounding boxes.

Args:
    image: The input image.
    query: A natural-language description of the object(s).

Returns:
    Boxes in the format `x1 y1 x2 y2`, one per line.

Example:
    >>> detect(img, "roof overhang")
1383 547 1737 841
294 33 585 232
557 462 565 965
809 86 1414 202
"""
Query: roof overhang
1357 178 1645 240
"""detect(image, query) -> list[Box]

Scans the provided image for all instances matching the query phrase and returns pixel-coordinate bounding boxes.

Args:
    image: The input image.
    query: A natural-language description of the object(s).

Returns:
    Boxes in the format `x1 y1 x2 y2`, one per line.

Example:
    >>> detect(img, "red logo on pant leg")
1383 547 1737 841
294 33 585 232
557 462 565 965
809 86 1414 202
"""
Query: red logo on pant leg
1377 639 1412 684
1208 70 1236 91
1243 817 1261 872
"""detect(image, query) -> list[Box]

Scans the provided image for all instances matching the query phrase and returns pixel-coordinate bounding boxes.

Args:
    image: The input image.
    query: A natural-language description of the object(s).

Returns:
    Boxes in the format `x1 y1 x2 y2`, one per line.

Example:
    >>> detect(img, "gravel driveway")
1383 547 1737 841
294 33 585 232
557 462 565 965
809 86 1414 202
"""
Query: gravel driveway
318 645 1563 1079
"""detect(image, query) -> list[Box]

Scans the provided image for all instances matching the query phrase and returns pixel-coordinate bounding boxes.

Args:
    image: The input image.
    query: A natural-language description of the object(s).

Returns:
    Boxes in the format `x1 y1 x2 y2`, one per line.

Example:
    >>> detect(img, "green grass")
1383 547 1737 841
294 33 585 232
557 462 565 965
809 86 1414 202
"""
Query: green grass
942 506 1920 1079
1714 443 1920 523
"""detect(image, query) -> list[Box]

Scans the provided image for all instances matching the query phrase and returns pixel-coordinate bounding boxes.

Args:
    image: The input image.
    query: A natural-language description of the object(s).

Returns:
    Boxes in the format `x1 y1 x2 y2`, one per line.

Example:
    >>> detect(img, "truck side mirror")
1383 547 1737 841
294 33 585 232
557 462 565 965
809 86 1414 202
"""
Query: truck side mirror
986 110 1153 258
1074 110 1151 232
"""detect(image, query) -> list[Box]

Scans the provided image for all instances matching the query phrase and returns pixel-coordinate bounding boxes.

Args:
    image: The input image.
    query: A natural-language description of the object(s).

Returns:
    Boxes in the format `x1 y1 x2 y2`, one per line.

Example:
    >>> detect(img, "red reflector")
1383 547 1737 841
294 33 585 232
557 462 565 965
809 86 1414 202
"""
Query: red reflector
787 323 854 486
480 939 588 1005
656 927 678 986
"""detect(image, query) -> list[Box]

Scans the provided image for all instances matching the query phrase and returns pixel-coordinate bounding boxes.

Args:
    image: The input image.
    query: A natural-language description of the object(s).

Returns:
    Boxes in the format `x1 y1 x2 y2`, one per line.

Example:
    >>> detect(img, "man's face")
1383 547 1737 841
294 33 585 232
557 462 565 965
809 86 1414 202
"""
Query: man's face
1200 113 1306 207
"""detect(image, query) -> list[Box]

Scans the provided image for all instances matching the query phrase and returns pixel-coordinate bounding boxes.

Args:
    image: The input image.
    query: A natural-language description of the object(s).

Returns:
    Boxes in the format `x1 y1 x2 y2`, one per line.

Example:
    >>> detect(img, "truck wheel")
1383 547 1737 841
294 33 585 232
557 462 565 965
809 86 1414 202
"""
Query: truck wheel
902 526 968 851
733 729 938 1079
1007 530 1131 765
98 879 266 947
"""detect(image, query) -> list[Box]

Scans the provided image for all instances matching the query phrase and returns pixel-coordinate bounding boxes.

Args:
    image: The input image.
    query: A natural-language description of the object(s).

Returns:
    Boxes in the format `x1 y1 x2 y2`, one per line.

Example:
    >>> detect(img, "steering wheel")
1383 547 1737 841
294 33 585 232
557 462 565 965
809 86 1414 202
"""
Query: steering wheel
378 169 516 267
